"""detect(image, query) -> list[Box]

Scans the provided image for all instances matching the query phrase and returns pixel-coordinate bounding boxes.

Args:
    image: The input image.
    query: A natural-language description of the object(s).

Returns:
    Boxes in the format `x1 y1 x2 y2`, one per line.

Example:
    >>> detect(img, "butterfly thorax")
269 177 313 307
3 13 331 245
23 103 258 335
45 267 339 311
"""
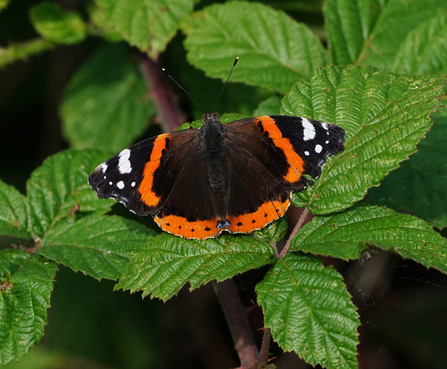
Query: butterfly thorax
201 112 225 152
201 112 228 196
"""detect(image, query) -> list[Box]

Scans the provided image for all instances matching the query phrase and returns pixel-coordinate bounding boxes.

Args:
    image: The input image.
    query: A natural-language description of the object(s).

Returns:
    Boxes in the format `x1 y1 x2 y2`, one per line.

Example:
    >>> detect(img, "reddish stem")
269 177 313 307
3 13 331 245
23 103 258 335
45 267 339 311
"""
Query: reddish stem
139 55 183 132
212 280 259 368
257 327 272 366
280 207 310 258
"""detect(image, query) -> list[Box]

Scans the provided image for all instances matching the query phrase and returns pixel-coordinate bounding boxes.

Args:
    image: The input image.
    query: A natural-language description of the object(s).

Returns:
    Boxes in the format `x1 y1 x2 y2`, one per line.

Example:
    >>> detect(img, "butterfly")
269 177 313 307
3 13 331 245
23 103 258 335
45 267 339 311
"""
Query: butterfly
89 112 345 239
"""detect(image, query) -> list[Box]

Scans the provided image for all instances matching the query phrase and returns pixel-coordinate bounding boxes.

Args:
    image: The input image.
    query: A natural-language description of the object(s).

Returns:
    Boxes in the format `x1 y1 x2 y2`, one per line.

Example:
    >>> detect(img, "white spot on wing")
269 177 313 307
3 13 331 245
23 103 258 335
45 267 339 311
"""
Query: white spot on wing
117 181 125 189
322 123 329 130
315 144 323 153
131 181 136 187
325 140 329 144
109 181 113 185
118 149 132 174
304 151 310 156
100 163 108 173
302 118 316 141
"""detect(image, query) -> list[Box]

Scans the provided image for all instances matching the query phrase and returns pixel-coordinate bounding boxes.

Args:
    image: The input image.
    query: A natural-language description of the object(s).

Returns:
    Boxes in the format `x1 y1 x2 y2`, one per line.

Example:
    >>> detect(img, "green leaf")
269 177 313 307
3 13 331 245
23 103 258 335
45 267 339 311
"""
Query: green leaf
95 0 196 58
39 215 155 280
177 113 245 131
176 119 203 131
324 0 386 65
181 1 328 93
116 233 276 301
29 2 87 45
252 217 288 245
362 0 447 69
253 96 281 116
0 0 10 12
369 109 447 229
324 0 447 68
392 13 447 74
220 113 246 124
256 253 359 369
26 150 115 237
87 2 123 42
281 65 445 214
0 250 57 365
0 180 31 240
290 205 447 274
61 43 155 152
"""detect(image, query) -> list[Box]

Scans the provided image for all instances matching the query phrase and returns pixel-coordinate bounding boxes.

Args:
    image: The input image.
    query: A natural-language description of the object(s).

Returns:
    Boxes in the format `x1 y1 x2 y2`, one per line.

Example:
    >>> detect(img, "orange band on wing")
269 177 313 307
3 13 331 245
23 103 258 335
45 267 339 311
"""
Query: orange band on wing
154 214 220 240
256 116 305 184
227 198 290 234
155 198 290 239
139 134 170 207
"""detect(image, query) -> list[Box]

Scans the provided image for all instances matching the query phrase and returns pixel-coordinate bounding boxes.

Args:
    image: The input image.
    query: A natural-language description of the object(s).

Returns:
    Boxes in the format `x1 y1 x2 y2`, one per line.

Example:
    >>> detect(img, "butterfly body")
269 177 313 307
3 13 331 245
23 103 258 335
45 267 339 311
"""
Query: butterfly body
89 114 345 239
201 113 229 197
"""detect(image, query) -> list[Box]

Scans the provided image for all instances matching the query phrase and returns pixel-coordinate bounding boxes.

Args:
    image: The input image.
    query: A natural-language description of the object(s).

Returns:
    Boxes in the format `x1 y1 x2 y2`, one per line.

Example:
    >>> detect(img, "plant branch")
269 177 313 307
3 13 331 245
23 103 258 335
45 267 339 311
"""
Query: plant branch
139 54 183 133
280 207 310 258
0 38 54 69
257 327 271 366
212 279 259 369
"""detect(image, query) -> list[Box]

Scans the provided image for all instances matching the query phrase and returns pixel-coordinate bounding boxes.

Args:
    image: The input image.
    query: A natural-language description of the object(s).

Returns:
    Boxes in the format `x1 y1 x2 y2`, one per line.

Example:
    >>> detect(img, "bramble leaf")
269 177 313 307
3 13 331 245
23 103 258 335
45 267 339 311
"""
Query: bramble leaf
282 65 445 214
392 14 447 76
29 2 87 44
95 0 196 58
87 2 123 42
0 250 57 365
253 96 281 116
116 232 276 301
181 1 328 93
177 113 245 131
324 0 447 68
252 216 288 245
256 253 359 369
26 150 114 237
369 110 447 229
61 43 155 152
0 0 10 12
0 181 31 240
291 205 447 273
40 216 155 280
324 0 386 65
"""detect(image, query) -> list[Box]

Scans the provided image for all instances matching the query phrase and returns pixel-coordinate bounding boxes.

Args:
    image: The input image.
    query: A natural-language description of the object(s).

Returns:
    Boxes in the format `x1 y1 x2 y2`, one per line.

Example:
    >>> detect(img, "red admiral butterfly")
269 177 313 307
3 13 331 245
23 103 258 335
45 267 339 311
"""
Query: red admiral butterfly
89 113 345 239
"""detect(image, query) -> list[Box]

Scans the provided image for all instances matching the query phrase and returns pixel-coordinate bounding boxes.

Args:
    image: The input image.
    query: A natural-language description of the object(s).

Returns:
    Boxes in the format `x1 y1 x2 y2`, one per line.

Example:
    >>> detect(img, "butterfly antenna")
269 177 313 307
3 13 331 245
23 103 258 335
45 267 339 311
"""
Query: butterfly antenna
211 57 239 113
161 68 207 113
